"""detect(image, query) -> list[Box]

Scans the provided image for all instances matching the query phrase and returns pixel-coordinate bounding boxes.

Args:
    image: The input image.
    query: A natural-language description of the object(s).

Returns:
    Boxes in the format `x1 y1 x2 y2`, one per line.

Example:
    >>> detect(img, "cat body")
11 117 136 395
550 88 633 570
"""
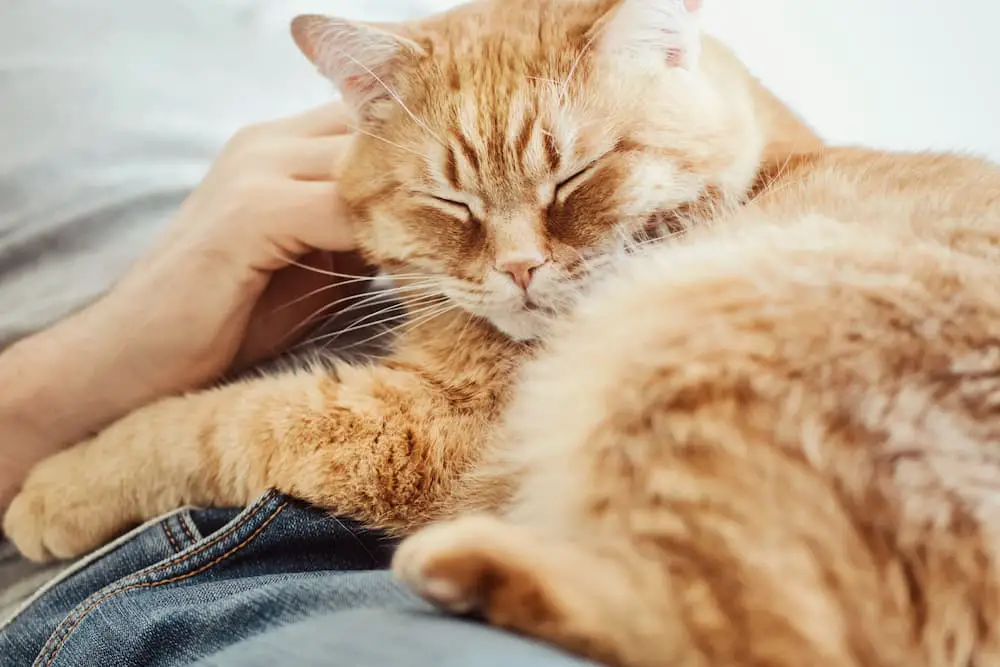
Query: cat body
6 0 1000 665
410 147 1000 667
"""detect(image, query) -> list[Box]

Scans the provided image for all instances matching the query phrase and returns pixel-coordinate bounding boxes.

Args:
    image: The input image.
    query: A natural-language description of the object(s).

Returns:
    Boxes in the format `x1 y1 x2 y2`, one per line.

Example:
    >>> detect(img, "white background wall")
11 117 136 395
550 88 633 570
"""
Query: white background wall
701 0 1000 160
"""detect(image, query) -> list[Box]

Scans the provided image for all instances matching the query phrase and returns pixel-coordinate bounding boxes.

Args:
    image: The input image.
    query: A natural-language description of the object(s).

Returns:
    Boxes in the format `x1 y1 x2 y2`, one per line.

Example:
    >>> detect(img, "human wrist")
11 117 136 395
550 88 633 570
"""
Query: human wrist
0 337 58 450
0 305 130 450
0 331 93 511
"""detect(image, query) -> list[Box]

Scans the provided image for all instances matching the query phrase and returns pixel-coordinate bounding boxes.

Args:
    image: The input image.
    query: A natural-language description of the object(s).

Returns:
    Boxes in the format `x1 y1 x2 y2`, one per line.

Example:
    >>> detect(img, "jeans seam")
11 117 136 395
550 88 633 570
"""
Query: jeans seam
36 500 289 667
178 514 200 545
1 508 202 633
34 491 281 666
161 522 181 554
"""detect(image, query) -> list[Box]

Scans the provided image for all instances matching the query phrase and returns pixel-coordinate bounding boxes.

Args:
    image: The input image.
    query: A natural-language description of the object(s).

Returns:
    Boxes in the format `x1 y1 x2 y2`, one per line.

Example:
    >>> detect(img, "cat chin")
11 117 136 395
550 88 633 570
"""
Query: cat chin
482 309 553 342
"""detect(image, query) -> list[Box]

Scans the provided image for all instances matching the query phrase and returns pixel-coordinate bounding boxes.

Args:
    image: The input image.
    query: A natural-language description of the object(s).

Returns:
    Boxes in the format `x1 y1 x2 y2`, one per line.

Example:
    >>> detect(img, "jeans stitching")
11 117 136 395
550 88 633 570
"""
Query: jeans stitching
35 492 280 664
177 514 199 545
36 501 289 667
1 509 203 633
161 522 181 553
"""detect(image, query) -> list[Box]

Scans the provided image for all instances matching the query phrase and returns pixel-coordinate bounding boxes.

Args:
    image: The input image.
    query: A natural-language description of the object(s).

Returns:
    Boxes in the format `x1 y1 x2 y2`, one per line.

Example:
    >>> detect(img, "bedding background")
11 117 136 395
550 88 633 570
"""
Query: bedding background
1 0 997 347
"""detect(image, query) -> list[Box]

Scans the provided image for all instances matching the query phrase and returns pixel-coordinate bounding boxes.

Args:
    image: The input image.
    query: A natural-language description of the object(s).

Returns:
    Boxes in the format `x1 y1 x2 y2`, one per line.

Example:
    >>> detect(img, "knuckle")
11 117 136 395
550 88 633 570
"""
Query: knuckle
226 122 271 151
237 174 279 197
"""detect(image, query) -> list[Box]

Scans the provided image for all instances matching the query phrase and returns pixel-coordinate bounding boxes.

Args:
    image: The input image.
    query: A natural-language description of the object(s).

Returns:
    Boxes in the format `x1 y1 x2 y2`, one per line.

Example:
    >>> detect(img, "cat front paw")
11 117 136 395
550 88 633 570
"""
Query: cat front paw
2 444 132 563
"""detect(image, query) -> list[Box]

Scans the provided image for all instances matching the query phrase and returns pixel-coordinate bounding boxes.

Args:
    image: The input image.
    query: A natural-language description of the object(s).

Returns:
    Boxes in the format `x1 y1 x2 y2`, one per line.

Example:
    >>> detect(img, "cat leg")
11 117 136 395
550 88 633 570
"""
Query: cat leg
394 516 674 667
394 510 926 667
3 362 492 562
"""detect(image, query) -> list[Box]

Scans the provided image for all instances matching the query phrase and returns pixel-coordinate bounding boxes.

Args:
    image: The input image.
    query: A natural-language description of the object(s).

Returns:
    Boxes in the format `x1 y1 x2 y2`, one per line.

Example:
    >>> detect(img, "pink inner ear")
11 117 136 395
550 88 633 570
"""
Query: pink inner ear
684 0 702 11
666 48 684 67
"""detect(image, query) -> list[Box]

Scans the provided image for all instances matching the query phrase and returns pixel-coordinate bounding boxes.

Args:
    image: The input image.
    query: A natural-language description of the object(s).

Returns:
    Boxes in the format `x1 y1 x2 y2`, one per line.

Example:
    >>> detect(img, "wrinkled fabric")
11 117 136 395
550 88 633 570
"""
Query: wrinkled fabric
0 491 593 667
1 492 397 665
0 0 438 348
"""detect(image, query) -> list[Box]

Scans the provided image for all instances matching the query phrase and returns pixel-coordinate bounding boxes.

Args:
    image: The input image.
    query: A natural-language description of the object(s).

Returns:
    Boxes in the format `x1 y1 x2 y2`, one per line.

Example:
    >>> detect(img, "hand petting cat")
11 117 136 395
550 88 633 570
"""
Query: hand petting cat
0 102 366 514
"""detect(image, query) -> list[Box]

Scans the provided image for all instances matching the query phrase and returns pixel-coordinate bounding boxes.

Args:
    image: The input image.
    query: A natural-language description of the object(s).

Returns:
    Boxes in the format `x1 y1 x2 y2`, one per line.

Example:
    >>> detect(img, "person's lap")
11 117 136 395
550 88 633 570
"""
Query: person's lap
0 542 63 623
196 607 592 667
0 491 594 666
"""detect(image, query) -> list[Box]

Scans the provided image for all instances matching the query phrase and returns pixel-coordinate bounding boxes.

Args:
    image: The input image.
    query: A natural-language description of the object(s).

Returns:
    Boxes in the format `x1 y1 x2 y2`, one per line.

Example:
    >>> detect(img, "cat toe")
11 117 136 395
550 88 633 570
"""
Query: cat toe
3 490 55 563
393 516 512 615
2 483 104 563
3 451 128 562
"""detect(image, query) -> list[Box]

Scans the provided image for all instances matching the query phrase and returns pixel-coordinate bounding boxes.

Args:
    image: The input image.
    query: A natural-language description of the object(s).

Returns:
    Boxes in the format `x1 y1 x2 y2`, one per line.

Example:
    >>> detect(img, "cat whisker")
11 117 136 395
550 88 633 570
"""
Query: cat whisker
276 282 444 348
341 289 447 327
333 48 444 146
338 301 458 352
268 253 430 284
334 287 444 323
274 275 439 324
301 295 449 349
348 125 429 158
272 275 417 315
292 293 438 342
560 29 603 103
397 301 459 334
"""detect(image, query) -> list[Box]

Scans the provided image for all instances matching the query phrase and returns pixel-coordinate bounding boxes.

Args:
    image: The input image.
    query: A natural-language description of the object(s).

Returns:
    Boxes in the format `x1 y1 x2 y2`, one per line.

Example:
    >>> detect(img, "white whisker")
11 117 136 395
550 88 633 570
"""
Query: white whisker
277 281 443 347
339 301 457 352
300 296 448 349
334 282 442 320
333 292 446 336
348 125 428 158
334 49 445 146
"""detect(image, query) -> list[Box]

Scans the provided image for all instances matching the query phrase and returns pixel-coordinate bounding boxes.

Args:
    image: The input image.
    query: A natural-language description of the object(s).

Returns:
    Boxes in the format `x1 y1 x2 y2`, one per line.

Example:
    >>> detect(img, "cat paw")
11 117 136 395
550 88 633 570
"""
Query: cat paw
2 446 128 563
393 515 535 617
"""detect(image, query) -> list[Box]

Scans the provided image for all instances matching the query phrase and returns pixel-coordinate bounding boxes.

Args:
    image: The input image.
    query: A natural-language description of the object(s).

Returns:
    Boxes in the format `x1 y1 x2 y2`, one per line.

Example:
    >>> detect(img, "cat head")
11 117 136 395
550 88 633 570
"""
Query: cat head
292 0 763 340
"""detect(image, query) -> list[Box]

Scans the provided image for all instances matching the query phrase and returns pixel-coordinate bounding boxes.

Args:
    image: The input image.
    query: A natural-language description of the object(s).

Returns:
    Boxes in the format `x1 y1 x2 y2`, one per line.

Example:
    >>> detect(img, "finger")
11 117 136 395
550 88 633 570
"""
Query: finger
235 252 339 366
234 250 376 370
270 181 358 255
278 135 355 181
271 101 355 137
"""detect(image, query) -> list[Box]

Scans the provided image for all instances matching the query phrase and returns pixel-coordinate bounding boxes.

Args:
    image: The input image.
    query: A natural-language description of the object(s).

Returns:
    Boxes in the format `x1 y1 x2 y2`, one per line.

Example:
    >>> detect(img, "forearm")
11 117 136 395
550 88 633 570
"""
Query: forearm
0 304 138 509
0 354 58 512
0 261 259 512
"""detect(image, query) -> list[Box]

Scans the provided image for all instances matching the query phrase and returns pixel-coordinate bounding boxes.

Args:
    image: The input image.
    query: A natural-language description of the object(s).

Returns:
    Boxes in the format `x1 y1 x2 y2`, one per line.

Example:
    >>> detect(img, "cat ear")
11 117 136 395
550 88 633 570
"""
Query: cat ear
598 0 703 70
291 15 427 119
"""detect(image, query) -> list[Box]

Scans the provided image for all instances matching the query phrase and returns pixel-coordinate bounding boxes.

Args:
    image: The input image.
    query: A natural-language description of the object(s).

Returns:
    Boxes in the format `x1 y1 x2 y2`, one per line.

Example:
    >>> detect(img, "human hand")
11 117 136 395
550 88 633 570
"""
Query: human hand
0 102 369 510
100 101 370 388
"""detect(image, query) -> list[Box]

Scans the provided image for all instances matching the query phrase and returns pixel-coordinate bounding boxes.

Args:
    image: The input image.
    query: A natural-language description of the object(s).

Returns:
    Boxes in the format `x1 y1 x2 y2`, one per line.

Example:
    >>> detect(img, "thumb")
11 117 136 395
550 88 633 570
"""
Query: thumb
257 181 359 270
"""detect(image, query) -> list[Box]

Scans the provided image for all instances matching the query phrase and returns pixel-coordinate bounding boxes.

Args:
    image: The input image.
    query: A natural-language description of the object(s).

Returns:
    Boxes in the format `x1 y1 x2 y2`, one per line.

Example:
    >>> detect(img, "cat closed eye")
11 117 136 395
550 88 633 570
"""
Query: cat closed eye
429 195 474 220
555 163 598 200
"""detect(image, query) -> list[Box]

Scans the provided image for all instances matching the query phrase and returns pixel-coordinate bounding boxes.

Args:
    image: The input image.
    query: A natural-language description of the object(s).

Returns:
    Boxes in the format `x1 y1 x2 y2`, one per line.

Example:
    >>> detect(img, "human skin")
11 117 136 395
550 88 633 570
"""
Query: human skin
0 102 366 512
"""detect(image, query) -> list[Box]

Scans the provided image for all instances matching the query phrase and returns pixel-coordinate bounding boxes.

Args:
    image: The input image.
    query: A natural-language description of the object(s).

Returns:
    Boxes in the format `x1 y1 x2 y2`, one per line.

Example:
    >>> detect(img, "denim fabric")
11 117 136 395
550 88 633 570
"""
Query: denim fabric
0 491 594 667
0 543 62 622
196 607 597 667
0 491 397 667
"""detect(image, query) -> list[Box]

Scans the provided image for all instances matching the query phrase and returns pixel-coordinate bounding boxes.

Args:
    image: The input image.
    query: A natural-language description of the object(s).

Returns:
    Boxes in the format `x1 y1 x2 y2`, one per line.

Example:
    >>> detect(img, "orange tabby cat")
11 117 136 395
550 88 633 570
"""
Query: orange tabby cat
2 0 808 556
7 0 1000 665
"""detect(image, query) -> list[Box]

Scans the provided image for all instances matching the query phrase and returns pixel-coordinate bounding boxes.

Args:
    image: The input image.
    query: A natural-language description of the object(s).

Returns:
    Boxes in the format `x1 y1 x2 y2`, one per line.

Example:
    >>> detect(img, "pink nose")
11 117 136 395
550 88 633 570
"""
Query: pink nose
498 257 545 291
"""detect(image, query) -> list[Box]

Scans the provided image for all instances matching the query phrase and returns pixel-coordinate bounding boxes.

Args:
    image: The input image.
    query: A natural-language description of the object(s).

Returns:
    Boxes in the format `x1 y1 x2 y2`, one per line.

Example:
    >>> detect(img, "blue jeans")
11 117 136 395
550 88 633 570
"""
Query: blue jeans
0 491 593 667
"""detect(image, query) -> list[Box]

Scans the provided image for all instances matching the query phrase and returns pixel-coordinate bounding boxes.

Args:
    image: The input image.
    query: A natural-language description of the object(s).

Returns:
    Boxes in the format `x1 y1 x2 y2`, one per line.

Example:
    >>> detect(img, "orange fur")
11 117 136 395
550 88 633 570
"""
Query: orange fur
6 1 998 665
399 147 1000 667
